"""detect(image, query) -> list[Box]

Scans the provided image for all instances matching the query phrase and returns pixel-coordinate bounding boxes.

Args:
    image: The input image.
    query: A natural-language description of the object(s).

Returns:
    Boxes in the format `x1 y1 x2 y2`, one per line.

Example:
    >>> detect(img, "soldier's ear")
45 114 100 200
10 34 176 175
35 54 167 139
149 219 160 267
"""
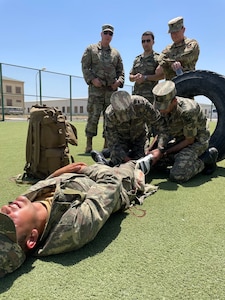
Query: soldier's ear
173 97 177 104
26 229 39 250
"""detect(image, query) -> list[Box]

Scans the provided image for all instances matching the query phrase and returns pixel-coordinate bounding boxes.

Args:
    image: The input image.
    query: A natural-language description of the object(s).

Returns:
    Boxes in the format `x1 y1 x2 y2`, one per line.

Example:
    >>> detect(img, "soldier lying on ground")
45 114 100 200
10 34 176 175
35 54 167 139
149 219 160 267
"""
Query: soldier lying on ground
0 159 156 278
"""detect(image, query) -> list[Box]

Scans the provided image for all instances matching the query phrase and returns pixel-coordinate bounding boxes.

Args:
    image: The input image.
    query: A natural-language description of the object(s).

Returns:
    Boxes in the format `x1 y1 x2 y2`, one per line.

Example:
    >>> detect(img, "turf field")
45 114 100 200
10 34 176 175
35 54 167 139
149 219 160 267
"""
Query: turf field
0 119 225 300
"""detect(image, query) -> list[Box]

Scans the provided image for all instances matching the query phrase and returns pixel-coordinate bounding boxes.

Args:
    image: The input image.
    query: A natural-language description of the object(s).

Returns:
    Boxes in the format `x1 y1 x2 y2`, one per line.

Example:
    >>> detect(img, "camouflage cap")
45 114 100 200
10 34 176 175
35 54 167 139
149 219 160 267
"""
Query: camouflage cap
110 91 132 111
0 213 26 278
153 81 177 110
168 16 184 33
102 24 114 33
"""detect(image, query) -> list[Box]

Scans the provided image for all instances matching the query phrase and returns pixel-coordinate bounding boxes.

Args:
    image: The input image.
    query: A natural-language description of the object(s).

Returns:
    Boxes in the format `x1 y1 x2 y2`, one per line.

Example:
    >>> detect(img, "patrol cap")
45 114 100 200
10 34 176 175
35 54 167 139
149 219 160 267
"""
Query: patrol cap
168 16 184 33
153 81 177 110
102 24 114 33
110 91 132 111
0 213 26 278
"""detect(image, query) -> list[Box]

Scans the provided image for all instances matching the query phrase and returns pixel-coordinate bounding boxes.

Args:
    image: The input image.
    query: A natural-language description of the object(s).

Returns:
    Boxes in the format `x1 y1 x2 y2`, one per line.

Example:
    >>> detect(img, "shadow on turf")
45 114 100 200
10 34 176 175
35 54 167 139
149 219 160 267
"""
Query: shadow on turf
77 152 91 157
146 165 225 190
0 211 128 291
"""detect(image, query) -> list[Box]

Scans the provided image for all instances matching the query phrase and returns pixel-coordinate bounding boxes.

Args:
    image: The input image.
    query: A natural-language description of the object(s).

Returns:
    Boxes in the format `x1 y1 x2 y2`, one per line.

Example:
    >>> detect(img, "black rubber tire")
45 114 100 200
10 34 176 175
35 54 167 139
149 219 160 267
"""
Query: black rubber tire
173 70 225 161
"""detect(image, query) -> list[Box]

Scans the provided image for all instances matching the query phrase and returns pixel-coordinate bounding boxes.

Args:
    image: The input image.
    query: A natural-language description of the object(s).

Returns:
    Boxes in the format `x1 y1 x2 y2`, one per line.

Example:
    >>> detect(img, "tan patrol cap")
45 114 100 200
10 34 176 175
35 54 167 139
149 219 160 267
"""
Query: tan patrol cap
102 24 114 33
110 91 132 111
153 81 177 110
168 16 184 33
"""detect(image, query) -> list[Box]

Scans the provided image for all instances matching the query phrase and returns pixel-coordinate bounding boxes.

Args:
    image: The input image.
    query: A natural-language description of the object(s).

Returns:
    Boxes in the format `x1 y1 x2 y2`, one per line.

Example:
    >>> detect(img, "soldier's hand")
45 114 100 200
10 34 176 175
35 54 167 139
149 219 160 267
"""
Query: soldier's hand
149 149 163 165
111 80 121 90
171 61 182 72
92 78 102 87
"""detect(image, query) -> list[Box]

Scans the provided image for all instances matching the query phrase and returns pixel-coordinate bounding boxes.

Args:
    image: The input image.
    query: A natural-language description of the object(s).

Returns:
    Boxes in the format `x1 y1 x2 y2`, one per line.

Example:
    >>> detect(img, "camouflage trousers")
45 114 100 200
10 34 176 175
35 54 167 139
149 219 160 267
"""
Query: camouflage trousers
85 85 116 138
156 142 208 183
110 136 146 166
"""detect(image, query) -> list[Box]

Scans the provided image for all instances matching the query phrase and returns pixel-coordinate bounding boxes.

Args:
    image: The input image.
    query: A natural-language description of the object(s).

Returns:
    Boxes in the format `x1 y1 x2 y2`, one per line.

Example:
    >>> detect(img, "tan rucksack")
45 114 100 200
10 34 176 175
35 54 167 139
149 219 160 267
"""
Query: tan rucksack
23 105 78 180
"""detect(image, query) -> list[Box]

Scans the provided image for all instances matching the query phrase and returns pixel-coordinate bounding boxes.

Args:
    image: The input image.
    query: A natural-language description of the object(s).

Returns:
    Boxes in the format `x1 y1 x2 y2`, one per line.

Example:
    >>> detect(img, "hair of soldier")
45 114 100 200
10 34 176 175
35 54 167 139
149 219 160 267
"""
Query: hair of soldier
17 227 42 255
17 233 30 254
142 31 155 41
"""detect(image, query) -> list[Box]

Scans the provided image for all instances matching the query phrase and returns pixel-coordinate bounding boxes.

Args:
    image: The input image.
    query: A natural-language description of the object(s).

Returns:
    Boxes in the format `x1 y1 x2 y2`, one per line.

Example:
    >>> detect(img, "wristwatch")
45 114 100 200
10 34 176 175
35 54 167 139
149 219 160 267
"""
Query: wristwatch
144 75 148 81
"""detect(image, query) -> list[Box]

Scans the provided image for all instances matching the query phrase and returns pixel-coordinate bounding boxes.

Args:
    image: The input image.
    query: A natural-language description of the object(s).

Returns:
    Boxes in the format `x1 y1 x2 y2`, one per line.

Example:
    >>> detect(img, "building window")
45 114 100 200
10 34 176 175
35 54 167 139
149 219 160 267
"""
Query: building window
6 85 12 93
15 87 21 94
62 106 65 113
80 106 84 113
6 99 13 106
16 99 22 103
67 106 70 113
74 106 78 114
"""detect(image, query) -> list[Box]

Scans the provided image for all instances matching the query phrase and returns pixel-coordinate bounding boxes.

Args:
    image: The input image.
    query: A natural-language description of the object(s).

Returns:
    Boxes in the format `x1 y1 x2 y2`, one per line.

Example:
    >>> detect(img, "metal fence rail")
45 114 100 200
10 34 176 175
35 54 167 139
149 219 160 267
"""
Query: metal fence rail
0 62 133 121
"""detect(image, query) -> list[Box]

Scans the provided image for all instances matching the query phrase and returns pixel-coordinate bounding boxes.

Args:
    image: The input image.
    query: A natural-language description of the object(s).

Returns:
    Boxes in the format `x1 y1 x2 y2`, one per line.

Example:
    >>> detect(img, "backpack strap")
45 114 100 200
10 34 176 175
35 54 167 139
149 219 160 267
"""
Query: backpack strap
66 122 78 146
25 120 33 164
62 188 86 201
32 119 41 172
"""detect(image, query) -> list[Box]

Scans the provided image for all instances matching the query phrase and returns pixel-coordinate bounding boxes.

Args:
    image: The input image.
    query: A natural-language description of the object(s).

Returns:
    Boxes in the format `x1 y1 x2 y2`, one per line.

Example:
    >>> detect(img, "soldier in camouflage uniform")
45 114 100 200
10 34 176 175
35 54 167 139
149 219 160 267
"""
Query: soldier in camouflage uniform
144 80 218 183
0 161 157 277
129 31 164 103
156 16 200 80
103 91 160 166
81 24 125 153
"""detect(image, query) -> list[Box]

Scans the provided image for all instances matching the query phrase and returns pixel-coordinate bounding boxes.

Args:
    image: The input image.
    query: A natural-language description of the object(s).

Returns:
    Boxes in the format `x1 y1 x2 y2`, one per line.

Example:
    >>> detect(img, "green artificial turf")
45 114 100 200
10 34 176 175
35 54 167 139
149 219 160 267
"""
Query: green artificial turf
0 120 225 299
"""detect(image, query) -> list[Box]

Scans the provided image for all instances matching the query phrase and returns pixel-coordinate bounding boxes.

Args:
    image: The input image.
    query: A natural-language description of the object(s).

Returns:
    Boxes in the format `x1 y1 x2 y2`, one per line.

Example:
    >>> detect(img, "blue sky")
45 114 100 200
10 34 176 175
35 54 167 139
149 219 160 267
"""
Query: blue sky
1 0 225 103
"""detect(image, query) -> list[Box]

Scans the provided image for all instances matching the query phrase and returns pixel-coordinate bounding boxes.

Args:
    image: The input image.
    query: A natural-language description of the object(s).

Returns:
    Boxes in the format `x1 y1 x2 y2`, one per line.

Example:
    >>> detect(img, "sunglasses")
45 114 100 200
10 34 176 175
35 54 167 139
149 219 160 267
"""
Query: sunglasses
142 39 151 43
103 31 113 36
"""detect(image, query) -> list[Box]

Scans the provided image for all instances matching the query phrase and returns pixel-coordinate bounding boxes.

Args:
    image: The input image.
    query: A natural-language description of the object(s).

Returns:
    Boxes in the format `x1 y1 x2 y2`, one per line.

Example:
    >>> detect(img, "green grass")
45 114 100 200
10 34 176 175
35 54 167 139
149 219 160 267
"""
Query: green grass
1 120 225 300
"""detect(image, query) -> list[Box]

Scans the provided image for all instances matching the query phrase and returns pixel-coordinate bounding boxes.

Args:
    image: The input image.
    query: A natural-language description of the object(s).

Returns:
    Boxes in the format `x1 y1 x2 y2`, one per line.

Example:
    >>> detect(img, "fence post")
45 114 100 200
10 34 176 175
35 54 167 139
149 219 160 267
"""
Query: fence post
0 63 5 121
69 75 72 121
39 70 43 105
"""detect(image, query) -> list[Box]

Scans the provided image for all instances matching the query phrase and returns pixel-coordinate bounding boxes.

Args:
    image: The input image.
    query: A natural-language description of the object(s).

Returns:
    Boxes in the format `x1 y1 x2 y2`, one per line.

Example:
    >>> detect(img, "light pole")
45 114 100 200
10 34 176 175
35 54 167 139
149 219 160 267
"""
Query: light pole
35 67 46 104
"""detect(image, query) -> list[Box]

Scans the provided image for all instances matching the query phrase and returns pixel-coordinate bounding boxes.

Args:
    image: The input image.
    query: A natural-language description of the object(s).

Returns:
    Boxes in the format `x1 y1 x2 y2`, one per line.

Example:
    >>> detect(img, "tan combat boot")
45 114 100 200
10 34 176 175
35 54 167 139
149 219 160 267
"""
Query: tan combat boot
85 137 93 153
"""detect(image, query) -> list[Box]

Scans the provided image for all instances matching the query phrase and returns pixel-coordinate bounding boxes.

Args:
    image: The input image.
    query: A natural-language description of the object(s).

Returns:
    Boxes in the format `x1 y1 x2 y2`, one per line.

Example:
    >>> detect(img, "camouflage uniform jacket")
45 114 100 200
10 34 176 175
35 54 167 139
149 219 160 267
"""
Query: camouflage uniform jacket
81 42 125 87
158 37 200 79
105 95 161 160
22 162 149 256
129 51 160 102
155 97 210 150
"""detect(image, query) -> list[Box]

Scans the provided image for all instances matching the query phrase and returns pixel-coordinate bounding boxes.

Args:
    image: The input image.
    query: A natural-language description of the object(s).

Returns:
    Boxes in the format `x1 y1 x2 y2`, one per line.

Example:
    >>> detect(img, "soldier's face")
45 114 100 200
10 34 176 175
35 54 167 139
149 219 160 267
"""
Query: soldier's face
115 110 131 123
101 31 113 44
141 35 154 51
160 99 176 115
170 27 185 44
0 196 37 240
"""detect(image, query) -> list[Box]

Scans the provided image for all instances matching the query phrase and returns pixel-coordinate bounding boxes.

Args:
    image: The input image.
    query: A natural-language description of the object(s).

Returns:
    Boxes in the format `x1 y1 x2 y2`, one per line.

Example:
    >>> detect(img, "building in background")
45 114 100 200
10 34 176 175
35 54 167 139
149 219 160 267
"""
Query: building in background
0 76 24 114
24 98 88 116
0 74 217 120
24 99 217 119
200 103 217 120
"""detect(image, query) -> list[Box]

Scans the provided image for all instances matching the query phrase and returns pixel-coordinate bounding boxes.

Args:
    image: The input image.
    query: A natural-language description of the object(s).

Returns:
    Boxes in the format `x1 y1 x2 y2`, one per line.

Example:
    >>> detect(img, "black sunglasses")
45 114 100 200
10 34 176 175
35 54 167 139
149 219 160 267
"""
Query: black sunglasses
103 31 113 36
142 39 151 43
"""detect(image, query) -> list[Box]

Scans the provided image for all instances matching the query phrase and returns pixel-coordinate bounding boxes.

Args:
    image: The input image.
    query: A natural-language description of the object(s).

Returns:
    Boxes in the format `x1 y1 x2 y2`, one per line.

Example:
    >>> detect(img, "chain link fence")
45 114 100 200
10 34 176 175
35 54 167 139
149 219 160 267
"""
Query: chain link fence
0 62 133 121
